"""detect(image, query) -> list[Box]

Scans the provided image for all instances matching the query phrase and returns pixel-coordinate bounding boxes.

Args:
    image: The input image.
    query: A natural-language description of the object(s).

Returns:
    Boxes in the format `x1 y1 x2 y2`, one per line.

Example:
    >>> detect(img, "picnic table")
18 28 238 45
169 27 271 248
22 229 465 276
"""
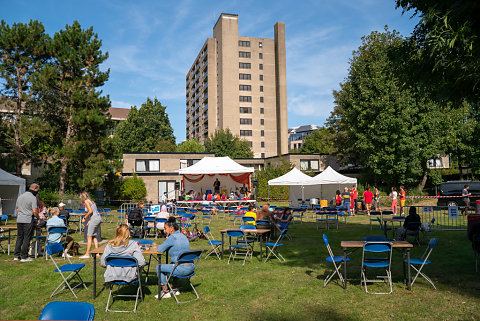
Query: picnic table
341 240 413 290
0 225 17 255
219 228 270 261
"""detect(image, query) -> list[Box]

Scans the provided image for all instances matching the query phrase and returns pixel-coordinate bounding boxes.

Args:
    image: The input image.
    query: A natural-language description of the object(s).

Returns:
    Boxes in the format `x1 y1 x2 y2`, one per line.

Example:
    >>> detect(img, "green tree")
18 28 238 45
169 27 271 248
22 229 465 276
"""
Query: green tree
32 21 111 194
114 97 175 153
176 139 205 153
299 128 335 154
328 29 449 190
0 20 50 175
255 158 294 200
204 129 253 158
121 174 146 201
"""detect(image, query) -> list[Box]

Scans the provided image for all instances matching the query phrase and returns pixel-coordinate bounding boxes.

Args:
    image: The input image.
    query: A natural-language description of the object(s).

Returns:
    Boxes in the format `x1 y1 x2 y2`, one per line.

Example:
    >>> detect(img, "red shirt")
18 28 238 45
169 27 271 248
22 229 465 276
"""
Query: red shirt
207 194 212 201
351 189 358 200
400 190 406 200
363 190 373 203
220 194 226 201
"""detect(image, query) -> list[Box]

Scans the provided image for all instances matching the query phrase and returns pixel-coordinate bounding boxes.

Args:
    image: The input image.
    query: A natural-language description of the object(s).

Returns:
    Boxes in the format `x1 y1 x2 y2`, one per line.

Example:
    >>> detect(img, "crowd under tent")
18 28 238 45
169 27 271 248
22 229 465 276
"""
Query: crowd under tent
0 168 26 216
178 156 254 196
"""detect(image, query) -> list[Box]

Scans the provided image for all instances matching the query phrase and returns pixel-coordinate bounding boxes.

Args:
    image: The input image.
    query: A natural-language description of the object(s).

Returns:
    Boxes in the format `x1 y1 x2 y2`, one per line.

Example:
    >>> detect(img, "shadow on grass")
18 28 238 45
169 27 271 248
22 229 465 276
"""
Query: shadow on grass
248 304 357 321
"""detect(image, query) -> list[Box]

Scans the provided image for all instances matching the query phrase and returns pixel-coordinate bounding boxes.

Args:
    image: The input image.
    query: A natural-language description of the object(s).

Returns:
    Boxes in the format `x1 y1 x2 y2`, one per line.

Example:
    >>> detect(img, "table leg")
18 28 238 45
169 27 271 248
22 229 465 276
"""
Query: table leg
92 253 97 299
343 247 347 289
221 232 224 260
8 229 11 255
383 221 388 238
259 233 263 261
407 248 412 291
157 253 162 300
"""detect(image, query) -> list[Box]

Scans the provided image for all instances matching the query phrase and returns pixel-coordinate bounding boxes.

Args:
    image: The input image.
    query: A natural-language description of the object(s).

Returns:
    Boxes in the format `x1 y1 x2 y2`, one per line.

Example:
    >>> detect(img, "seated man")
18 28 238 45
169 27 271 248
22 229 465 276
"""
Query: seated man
46 207 75 257
243 205 257 225
58 202 70 225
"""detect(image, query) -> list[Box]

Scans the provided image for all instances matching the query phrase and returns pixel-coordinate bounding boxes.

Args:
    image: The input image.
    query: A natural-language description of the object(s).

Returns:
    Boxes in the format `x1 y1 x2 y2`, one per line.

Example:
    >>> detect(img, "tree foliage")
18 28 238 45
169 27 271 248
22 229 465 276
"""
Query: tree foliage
204 129 253 158
114 97 175 153
121 174 146 201
255 158 294 200
328 29 452 189
176 139 205 153
299 128 335 154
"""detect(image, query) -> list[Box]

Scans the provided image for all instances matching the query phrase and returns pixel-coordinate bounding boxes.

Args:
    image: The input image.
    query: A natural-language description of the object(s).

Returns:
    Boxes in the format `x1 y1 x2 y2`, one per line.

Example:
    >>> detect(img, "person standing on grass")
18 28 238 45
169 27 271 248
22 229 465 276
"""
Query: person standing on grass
351 185 358 214
341 187 351 216
373 186 381 210
14 183 40 262
462 185 471 215
399 185 406 215
390 187 398 215
335 190 342 207
363 187 374 215
46 207 75 257
79 192 102 259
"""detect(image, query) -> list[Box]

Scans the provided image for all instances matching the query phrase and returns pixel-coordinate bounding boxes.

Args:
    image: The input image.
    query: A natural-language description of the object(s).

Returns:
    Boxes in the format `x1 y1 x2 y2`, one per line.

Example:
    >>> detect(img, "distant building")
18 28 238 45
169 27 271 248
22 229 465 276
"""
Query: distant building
288 124 321 150
185 13 288 158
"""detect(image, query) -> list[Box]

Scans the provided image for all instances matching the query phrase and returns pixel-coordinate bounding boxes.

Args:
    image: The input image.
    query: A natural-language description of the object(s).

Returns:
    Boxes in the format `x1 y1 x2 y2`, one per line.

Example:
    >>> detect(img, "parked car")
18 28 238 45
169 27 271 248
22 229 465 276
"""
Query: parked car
437 181 480 207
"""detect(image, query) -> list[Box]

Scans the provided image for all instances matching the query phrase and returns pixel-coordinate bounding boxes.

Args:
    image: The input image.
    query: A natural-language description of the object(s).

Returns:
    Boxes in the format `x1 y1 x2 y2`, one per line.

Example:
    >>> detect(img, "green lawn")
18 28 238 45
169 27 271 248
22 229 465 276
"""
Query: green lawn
1 211 479 320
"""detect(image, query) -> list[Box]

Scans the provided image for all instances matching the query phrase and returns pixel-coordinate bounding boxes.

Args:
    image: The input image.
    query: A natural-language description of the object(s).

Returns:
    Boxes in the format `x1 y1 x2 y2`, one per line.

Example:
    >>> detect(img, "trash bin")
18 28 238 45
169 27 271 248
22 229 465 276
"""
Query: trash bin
467 214 480 242
476 200 480 214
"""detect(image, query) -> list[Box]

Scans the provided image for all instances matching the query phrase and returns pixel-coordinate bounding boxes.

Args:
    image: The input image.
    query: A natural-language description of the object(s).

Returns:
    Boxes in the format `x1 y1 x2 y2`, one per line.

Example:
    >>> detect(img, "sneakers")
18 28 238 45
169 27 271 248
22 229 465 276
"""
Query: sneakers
155 291 171 299
78 254 90 259
14 257 20 261
62 252 72 258
20 257 34 262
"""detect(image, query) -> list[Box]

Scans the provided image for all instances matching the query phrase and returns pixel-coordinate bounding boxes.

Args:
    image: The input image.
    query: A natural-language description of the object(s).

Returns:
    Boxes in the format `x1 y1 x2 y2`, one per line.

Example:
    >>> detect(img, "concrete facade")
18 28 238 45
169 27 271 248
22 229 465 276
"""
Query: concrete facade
185 13 288 158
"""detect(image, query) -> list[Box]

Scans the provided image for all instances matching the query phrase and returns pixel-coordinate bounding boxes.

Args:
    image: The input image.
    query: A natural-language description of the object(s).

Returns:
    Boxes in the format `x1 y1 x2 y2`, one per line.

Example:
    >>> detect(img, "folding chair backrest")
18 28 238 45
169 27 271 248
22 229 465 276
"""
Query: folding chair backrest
47 226 68 235
242 216 255 223
46 243 65 256
177 250 202 264
39 301 95 321
322 234 336 259
364 242 392 253
227 229 245 238
106 255 138 268
203 226 211 234
156 218 167 223
428 238 437 249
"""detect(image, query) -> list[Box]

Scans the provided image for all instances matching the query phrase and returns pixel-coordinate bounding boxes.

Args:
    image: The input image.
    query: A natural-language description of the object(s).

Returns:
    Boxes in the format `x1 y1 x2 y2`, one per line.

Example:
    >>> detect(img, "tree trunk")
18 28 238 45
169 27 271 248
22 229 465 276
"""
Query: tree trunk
59 108 74 194
457 147 463 180
14 68 23 176
417 171 428 192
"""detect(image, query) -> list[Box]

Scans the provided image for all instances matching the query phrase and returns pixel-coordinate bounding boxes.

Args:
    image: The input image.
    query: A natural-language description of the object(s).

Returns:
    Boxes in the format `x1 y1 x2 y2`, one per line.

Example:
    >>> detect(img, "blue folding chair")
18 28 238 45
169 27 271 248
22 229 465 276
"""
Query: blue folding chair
105 255 143 312
203 226 223 260
201 209 213 225
360 242 393 294
44 226 69 260
46 243 87 298
374 217 392 239
264 229 287 263
155 218 168 238
227 229 252 265
1 214 8 225
39 301 95 321
369 211 382 230
292 209 303 224
322 234 349 287
164 250 202 304
144 217 156 238
242 216 256 225
405 238 437 289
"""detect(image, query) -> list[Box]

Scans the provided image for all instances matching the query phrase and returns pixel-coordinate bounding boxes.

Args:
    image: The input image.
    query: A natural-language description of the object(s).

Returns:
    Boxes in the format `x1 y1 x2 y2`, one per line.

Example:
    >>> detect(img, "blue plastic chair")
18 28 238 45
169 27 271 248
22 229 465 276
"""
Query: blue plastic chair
44 226 68 260
374 217 392 238
143 217 156 237
105 255 143 312
323 234 349 287
369 211 382 230
405 238 437 289
264 229 287 263
165 250 202 304
227 229 252 265
46 243 87 298
242 216 256 225
360 242 393 294
203 226 223 260
1 214 8 225
39 301 95 320
201 209 213 224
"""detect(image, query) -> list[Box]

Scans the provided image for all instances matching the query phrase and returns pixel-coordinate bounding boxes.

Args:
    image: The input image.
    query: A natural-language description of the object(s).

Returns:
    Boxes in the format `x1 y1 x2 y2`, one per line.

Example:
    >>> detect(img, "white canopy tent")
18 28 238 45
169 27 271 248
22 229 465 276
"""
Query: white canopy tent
0 168 26 216
178 156 254 195
268 168 318 207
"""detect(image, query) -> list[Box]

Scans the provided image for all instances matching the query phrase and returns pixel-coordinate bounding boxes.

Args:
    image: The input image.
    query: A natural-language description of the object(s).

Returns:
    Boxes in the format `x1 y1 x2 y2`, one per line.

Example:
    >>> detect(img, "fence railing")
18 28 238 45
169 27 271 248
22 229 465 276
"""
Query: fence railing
408 205 468 231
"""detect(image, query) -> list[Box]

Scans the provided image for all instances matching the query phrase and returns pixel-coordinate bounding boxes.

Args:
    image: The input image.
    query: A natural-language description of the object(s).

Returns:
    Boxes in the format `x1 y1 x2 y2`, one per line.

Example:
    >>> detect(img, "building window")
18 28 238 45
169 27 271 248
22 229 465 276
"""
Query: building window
259 74 263 81
239 96 252 102
300 160 319 171
260 119 264 125
240 107 252 113
428 158 443 168
259 64 263 70
239 84 252 91
239 73 251 80
180 159 200 169
239 51 251 58
260 108 264 114
260 85 263 92
240 118 252 125
239 62 251 69
240 130 252 136
260 97 264 103
259 53 263 59
248 141 253 147
261 141 265 148
239 40 250 47
259 42 263 48
261 153 265 158
136 159 160 172
261 130 264 137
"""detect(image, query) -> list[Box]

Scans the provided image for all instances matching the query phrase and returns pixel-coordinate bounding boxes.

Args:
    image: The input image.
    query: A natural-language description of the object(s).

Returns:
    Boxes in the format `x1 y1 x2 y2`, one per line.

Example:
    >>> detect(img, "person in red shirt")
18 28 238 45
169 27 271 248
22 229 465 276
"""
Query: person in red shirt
207 193 213 202
350 185 358 215
335 190 342 207
363 187 374 215
399 185 406 215
220 193 227 201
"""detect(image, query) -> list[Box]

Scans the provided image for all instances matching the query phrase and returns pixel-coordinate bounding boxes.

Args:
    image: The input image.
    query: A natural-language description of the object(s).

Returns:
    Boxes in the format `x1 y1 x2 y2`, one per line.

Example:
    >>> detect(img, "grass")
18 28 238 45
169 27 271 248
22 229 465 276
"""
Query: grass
1 205 480 320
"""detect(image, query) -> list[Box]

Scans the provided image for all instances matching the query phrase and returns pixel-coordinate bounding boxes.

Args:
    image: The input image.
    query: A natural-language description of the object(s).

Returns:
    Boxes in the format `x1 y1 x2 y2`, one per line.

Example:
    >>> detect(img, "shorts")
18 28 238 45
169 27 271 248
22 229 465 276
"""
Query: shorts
87 216 102 237
400 200 405 207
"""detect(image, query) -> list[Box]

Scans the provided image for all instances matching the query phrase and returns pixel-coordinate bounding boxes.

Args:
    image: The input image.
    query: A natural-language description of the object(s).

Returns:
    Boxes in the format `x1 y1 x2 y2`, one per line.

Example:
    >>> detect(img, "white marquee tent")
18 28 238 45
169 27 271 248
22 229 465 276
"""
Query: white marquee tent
0 168 26 216
179 157 254 195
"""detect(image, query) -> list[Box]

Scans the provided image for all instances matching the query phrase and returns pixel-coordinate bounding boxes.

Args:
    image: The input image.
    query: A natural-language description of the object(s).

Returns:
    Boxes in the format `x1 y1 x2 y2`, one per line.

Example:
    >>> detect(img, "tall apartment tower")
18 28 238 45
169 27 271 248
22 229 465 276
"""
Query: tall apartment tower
185 13 288 158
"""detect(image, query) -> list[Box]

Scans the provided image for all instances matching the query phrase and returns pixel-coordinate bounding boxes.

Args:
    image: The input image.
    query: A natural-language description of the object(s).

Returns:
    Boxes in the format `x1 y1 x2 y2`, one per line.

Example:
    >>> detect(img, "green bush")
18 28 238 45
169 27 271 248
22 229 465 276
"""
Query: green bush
121 174 146 201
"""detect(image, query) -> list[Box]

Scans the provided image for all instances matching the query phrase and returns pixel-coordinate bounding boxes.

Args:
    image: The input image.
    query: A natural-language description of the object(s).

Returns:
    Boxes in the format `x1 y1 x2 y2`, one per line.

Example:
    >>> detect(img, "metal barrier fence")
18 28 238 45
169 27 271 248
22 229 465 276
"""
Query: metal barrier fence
407 206 467 231
118 202 137 224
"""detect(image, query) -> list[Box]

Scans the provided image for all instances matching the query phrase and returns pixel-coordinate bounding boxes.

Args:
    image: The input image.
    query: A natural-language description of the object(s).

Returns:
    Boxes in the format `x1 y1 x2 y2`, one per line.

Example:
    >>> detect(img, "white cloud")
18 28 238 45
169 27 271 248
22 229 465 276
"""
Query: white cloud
111 100 134 108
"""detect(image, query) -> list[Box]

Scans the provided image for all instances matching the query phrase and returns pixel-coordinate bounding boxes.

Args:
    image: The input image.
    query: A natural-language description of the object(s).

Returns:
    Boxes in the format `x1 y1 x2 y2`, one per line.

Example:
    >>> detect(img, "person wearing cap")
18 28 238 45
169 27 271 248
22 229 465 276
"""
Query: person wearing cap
59 202 70 226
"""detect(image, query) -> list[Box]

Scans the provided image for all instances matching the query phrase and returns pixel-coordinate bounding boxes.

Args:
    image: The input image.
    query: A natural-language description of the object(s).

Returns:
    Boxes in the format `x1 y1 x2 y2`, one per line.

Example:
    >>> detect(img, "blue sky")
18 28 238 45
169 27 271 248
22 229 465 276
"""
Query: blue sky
3 0 419 142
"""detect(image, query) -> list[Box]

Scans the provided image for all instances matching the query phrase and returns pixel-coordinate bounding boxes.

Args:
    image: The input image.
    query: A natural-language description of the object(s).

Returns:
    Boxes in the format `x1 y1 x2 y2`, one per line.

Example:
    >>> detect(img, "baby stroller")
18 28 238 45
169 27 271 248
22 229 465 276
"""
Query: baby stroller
128 207 145 238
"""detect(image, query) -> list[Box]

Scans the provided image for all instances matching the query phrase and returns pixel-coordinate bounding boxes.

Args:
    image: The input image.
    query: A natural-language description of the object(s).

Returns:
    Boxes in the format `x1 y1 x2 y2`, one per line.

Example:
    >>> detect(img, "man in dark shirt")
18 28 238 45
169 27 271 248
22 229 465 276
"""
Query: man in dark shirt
462 185 471 215
213 178 221 194
404 206 421 229
58 202 70 225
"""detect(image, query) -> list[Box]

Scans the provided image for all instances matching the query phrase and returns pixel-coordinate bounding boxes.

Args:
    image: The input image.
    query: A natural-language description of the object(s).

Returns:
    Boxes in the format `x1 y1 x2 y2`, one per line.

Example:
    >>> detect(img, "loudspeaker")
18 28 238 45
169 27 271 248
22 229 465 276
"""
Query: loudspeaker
175 182 180 190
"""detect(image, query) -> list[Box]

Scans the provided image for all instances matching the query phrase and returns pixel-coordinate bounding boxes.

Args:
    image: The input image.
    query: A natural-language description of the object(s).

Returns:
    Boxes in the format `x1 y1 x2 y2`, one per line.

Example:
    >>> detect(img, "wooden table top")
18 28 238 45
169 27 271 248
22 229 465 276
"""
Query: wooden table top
90 242 163 255
341 240 413 248
1 225 18 230
219 228 270 234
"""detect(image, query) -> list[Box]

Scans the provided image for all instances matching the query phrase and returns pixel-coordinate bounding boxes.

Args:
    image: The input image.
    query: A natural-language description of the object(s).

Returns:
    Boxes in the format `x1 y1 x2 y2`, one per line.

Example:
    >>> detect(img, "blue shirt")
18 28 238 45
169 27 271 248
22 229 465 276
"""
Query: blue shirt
46 216 66 243
157 230 190 263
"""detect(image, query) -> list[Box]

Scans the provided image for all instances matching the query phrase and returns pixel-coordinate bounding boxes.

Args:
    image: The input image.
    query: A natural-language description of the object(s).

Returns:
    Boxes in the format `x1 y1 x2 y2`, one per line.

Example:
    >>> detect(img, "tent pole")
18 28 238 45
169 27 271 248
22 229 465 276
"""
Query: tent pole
268 185 270 202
